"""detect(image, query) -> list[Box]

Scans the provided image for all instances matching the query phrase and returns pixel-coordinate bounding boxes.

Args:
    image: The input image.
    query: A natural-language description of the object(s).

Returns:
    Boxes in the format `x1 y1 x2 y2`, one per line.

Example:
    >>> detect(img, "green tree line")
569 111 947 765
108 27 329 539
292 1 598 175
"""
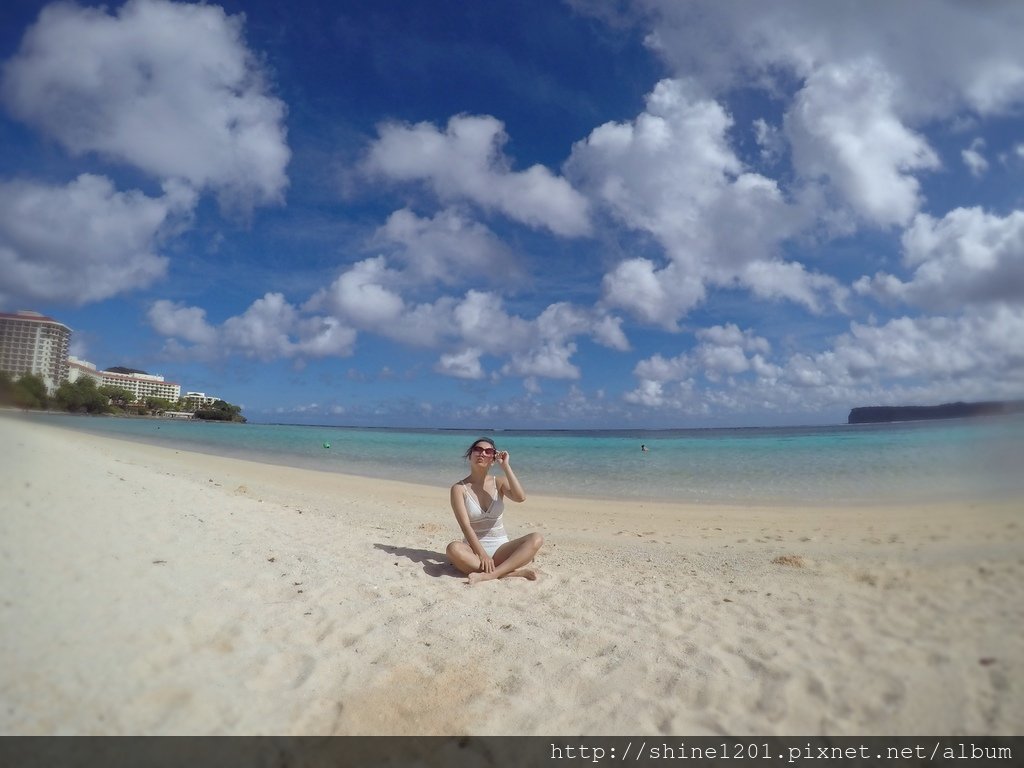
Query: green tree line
0 372 245 421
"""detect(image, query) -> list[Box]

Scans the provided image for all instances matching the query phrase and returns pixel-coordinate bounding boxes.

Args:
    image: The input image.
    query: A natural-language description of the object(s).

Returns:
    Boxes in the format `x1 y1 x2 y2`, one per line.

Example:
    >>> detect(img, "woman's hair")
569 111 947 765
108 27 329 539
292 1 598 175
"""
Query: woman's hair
463 436 496 458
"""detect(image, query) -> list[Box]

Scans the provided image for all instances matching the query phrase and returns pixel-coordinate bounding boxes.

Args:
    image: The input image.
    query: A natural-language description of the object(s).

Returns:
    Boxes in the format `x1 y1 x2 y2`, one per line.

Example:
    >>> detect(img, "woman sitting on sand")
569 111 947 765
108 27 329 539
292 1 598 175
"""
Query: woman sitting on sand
446 437 543 584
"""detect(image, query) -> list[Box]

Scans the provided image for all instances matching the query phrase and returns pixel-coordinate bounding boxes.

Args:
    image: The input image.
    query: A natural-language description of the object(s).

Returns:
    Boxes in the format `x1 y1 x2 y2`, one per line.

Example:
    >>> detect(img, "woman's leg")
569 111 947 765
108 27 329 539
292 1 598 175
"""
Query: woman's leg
467 532 544 585
446 540 481 575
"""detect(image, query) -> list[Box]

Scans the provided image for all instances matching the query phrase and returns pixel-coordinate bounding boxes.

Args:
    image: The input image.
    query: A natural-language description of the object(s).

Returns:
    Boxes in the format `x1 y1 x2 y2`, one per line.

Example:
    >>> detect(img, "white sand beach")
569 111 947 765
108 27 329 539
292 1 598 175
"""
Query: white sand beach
1 414 1021 735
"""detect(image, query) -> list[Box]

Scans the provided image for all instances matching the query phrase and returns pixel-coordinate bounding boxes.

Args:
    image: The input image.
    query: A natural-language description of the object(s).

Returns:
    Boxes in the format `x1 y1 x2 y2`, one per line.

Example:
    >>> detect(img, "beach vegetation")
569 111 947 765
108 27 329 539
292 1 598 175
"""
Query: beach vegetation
1 372 50 409
194 399 246 423
143 396 178 415
2 371 244 420
53 377 112 414
98 385 136 409
0 371 13 404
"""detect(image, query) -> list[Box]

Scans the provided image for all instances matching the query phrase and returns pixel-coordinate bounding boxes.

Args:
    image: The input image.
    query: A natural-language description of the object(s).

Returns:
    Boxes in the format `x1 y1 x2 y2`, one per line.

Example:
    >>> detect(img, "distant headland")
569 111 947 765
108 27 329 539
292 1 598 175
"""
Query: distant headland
848 400 1024 424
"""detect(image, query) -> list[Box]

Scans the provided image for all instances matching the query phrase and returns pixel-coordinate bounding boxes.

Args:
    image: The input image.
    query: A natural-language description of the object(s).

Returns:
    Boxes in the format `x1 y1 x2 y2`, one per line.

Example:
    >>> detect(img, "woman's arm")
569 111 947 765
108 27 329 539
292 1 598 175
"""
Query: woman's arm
450 483 494 572
496 451 526 502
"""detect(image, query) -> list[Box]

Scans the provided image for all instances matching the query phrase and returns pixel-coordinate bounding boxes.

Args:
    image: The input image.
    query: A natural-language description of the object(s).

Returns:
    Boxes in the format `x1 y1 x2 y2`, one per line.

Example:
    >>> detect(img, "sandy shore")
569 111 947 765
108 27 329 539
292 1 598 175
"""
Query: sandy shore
1 414 1021 735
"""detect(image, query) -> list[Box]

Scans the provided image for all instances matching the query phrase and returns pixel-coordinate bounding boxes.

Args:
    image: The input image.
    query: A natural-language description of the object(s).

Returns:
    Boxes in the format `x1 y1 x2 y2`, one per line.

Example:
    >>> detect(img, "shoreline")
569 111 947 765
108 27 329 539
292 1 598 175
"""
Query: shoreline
2 415 1021 734
6 409 1021 508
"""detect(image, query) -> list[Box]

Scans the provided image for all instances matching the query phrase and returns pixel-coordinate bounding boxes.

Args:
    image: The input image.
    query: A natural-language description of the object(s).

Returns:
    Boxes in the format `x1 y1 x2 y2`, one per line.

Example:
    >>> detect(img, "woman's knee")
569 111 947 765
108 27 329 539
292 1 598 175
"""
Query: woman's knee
527 532 544 552
446 540 466 561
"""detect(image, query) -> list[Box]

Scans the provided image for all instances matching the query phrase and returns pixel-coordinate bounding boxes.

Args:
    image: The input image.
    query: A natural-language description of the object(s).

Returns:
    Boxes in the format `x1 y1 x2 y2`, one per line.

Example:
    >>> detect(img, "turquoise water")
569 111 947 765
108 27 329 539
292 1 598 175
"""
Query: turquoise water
10 412 1024 504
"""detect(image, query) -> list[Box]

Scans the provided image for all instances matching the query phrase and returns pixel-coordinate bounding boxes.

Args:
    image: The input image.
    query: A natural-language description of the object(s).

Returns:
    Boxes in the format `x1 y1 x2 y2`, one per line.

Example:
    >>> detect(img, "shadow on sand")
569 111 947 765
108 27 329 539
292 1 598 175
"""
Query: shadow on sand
374 543 462 578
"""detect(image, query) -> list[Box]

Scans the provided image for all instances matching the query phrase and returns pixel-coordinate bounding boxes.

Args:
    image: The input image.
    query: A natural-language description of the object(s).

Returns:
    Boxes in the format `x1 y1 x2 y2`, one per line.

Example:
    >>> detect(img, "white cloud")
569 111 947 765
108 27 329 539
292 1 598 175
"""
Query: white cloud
1 0 289 211
753 118 783 162
741 260 849 314
785 60 939 227
697 323 771 355
452 290 532 350
962 138 989 177
624 379 667 407
630 323 774 394
625 1 1024 229
149 293 356 361
591 314 630 352
624 377 700 411
307 258 631 382
781 307 1024 397
221 294 299 360
856 208 1024 310
148 300 216 345
634 352 692 383
638 1 1024 118
363 114 591 236
0 174 195 305
535 302 630 351
624 308 1024 417
501 341 580 380
600 259 701 330
373 207 515 285
311 256 406 329
569 78 840 326
436 347 484 380
292 316 357 358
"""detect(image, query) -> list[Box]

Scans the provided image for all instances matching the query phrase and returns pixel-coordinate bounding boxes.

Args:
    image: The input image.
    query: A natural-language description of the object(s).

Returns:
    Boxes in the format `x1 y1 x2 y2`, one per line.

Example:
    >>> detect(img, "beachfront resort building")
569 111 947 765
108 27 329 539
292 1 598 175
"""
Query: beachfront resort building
69 357 182 402
182 391 222 409
0 311 72 393
4 309 213 408
67 356 101 385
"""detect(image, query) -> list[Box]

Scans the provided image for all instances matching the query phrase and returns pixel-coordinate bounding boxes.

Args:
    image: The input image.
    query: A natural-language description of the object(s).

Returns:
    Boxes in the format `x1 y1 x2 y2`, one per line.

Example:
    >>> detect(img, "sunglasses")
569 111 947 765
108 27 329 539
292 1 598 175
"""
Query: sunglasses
471 446 497 457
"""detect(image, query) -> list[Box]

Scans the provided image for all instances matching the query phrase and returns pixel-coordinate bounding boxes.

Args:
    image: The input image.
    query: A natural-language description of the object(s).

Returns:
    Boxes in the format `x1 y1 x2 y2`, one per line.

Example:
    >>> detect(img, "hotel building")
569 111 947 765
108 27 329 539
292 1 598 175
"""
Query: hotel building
68 357 182 402
0 310 72 394
182 391 222 409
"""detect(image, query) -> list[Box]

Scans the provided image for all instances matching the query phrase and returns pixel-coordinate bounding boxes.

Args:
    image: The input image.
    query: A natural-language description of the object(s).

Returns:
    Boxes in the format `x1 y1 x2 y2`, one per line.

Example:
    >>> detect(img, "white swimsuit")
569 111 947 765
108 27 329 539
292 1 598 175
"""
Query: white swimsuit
462 479 509 556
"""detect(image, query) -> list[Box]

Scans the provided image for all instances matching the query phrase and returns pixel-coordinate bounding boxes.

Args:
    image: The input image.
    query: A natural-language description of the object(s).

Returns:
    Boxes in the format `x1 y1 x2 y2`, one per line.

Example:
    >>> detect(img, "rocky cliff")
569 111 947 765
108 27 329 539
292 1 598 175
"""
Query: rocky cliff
848 400 1024 424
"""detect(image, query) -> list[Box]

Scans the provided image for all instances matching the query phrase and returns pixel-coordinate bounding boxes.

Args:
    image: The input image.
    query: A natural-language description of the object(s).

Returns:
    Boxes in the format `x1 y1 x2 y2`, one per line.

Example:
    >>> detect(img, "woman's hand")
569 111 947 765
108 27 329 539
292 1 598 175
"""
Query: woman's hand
479 552 495 573
496 450 511 470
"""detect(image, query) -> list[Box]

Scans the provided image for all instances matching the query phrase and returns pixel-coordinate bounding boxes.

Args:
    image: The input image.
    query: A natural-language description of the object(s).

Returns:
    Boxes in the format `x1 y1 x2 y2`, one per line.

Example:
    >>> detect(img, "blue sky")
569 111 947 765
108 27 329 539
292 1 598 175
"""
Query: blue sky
1 0 1023 428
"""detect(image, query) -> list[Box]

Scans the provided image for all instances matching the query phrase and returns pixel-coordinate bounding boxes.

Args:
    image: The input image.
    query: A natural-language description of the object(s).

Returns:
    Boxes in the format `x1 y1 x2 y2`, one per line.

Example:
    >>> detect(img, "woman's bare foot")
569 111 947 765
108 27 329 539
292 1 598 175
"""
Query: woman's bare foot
466 568 537 585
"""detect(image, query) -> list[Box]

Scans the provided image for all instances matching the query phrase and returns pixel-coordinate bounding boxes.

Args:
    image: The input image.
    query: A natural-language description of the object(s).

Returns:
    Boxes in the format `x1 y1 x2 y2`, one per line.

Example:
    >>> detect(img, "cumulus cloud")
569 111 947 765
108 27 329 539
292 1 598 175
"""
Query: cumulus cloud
312 256 407 329
558 0 1024 419
535 302 628 351
627 323 774 398
436 347 485 380
501 342 580 380
373 207 515 285
618 1 1024 228
752 118 784 162
363 114 591 236
638 1 1024 118
305 254 630 381
148 294 356 361
625 308 1024 417
2 0 290 211
961 138 989 177
856 208 1024 310
780 307 1024 398
568 79 841 327
785 60 939 227
0 174 195 305
148 299 216 346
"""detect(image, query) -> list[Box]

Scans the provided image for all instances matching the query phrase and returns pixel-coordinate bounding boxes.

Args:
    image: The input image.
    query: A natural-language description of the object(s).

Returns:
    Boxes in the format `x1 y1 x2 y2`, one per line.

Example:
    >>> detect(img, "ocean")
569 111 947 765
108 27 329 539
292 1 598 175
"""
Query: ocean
13 411 1024 505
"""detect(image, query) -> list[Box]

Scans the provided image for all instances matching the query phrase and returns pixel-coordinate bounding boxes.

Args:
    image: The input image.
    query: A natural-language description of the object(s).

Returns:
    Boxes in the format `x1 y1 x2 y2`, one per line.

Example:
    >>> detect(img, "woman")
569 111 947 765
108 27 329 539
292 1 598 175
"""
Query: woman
446 437 544 584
